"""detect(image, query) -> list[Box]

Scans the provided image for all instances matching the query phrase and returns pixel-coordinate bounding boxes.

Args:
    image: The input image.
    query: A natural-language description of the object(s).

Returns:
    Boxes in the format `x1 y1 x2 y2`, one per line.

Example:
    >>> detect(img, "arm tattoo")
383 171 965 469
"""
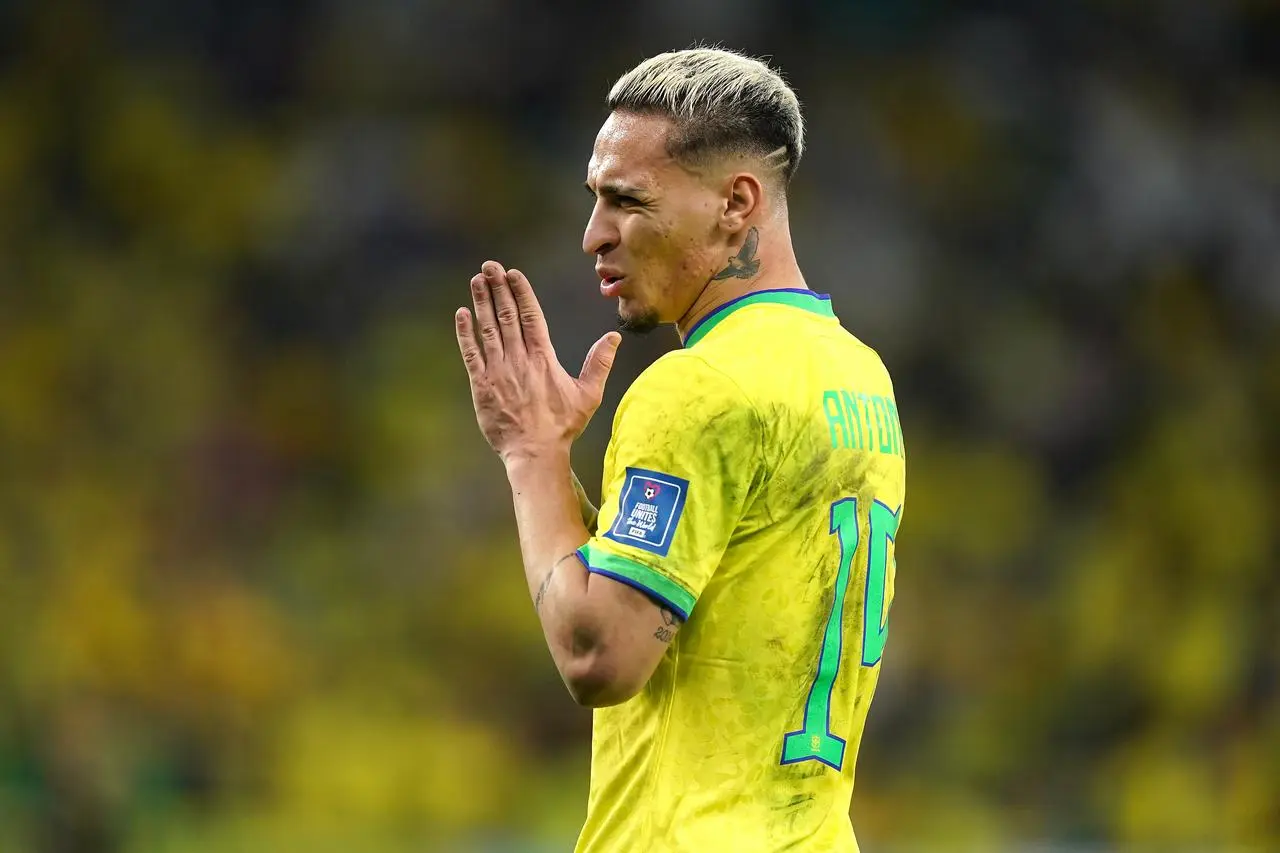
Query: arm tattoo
711 226 761 280
653 606 679 643
533 571 553 613
534 552 578 614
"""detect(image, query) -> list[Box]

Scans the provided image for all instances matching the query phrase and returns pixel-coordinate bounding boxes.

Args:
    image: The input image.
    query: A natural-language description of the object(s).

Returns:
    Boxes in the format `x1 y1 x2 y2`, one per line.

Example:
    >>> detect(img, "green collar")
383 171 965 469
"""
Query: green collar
681 289 835 348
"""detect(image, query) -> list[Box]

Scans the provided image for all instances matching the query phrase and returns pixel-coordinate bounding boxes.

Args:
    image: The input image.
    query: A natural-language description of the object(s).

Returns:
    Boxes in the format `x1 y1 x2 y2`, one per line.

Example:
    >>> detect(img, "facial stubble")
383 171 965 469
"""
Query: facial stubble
616 309 662 335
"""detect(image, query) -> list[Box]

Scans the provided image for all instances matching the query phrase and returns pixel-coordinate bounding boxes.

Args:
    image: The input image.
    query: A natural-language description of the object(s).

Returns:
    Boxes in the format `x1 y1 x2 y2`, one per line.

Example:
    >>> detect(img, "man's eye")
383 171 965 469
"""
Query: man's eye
616 196 640 207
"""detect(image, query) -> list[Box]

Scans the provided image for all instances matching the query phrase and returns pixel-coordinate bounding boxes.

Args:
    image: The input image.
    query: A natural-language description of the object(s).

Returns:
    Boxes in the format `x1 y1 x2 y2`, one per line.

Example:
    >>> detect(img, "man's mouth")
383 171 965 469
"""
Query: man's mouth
600 275 625 297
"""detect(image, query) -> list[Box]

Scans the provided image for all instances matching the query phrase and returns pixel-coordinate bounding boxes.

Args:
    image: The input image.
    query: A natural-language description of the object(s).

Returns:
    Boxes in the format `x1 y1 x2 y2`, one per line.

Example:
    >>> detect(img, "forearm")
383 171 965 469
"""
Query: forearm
505 451 602 671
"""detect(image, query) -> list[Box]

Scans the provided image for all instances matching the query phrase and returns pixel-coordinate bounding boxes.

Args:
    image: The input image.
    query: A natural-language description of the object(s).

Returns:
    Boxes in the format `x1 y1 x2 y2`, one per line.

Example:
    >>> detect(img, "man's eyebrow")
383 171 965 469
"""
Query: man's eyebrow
584 181 645 198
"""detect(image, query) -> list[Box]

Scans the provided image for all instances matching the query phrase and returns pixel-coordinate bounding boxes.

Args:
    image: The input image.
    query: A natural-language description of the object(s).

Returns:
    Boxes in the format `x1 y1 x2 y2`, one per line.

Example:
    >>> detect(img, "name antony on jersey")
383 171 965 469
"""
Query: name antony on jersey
822 389 905 457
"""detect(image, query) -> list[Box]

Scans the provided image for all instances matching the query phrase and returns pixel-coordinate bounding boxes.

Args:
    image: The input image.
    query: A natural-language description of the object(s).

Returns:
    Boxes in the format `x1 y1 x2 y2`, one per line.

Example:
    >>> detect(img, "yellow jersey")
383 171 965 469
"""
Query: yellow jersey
574 288 906 853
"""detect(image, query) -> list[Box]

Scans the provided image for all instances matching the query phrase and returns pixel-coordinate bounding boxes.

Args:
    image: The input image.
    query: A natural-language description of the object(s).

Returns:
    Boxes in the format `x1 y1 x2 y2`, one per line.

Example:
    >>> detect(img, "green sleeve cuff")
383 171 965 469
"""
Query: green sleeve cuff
576 542 696 620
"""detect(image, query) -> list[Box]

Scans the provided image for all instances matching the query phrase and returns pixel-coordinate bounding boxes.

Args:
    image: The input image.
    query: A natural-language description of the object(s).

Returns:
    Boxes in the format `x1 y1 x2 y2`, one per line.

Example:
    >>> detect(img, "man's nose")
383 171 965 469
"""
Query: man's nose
582 203 619 257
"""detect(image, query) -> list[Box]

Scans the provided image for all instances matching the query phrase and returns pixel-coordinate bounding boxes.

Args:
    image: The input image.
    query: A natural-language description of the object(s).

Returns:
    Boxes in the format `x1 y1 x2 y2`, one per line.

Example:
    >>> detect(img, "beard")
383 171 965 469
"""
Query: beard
616 308 661 335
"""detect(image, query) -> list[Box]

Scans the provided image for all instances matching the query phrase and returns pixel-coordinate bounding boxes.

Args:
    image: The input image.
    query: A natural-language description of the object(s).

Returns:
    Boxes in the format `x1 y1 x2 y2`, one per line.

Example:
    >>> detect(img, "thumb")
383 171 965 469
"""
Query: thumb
578 331 622 399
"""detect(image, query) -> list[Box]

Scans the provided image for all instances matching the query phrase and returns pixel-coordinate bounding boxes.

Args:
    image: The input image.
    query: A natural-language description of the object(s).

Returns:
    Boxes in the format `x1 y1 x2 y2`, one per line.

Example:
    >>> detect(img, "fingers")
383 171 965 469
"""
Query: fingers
506 268 552 351
483 260 525 359
578 331 622 402
455 306 483 378
471 271 503 362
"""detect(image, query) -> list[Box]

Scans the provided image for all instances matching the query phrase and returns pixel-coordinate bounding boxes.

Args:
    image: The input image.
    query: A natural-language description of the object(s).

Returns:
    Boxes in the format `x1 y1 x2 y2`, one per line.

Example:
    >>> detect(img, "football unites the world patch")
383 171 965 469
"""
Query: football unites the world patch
604 467 690 557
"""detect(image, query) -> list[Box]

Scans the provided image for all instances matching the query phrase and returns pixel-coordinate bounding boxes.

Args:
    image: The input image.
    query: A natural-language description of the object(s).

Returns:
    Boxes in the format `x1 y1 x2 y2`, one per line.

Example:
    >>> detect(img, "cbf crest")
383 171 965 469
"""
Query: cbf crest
605 467 690 557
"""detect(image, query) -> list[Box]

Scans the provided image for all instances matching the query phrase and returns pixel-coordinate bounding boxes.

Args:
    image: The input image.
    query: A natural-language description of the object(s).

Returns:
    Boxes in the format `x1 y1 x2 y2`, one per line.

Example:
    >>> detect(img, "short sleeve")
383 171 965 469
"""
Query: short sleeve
576 352 763 620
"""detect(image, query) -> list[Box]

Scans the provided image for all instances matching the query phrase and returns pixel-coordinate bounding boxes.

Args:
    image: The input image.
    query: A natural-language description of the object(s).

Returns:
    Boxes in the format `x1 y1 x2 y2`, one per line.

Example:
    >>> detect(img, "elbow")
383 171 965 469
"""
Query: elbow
561 650 644 708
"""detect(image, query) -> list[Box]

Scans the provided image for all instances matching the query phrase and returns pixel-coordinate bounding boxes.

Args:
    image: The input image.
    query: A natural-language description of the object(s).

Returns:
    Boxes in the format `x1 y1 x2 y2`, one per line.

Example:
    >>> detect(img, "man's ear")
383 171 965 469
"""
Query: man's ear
722 172 764 233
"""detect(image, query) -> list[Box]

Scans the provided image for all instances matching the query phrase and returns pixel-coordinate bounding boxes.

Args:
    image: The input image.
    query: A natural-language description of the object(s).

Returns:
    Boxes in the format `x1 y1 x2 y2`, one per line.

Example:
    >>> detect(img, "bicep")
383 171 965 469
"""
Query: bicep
585 571 681 686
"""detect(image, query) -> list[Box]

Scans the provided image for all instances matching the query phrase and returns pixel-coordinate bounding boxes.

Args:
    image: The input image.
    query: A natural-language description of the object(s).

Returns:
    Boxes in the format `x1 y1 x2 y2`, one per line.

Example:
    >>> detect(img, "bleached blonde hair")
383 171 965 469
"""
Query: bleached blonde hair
607 47 805 187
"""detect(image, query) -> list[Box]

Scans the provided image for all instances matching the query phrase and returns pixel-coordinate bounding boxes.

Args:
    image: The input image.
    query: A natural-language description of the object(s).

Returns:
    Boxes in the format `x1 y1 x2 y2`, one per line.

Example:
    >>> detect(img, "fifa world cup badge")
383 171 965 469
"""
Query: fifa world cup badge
605 467 690 557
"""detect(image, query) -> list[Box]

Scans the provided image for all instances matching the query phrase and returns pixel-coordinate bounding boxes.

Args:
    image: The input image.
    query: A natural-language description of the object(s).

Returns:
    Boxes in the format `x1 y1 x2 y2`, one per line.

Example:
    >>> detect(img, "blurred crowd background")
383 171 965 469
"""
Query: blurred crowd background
1 0 1277 851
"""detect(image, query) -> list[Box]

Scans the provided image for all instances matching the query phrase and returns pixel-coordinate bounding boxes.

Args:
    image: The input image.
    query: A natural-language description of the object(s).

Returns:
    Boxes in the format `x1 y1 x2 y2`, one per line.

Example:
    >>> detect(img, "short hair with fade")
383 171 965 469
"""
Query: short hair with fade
607 47 805 188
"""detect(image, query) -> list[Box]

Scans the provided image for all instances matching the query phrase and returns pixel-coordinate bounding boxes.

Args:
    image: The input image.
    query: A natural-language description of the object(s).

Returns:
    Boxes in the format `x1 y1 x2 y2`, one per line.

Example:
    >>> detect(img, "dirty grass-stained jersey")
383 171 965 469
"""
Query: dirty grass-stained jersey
573 290 906 853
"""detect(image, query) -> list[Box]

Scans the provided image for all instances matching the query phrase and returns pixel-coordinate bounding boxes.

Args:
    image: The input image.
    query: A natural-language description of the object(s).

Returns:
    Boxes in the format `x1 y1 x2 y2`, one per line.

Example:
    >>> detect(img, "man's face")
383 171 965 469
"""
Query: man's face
583 112 724 333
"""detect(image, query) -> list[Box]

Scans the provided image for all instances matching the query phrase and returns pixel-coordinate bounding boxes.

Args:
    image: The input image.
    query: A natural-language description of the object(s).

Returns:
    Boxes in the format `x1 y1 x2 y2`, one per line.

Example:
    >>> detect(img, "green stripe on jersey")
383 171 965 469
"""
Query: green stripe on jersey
578 543 697 618
684 289 835 349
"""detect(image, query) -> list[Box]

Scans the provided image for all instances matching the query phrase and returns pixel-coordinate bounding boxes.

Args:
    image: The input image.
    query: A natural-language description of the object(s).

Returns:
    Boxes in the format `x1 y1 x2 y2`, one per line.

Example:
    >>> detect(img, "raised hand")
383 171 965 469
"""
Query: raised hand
456 261 622 464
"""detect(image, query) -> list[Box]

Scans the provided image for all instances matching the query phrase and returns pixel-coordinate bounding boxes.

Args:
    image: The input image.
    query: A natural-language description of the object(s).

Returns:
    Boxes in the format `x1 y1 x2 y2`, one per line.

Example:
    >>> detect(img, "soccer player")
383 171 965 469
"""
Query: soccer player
455 47 906 852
